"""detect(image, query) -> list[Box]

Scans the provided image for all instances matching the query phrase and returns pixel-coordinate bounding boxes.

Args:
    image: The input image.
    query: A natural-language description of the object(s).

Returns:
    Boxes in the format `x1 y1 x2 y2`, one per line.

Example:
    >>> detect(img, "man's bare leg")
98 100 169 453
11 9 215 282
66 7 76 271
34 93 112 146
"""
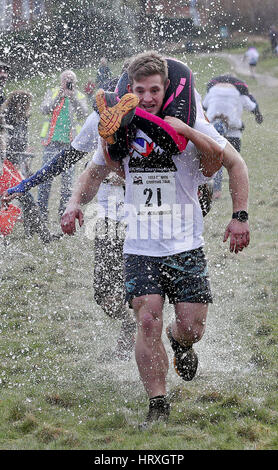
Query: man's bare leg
166 302 208 381
133 294 168 397
133 294 170 428
172 302 208 346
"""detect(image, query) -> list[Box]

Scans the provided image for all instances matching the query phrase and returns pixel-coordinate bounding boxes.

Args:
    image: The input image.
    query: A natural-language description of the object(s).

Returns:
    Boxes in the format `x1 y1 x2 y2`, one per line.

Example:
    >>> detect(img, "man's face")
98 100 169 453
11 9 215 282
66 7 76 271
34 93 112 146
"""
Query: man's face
128 74 168 115
61 72 76 90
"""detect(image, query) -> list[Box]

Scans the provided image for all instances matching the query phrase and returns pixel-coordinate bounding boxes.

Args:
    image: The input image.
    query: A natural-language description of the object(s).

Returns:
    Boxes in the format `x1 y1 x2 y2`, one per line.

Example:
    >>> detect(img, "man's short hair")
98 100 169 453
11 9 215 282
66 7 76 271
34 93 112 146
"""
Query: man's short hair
127 50 168 87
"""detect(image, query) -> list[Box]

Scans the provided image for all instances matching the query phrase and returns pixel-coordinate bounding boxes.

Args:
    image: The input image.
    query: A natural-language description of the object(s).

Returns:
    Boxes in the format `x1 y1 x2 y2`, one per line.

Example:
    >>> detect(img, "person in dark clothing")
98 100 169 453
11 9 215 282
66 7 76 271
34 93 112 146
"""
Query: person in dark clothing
269 25 278 54
2 90 60 243
96 57 112 90
0 60 10 106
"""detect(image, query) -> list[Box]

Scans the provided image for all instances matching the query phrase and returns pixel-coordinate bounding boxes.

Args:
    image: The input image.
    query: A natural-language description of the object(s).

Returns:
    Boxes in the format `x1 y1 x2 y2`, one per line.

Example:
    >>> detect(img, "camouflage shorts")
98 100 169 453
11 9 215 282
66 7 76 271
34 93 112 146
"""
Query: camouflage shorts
124 247 213 305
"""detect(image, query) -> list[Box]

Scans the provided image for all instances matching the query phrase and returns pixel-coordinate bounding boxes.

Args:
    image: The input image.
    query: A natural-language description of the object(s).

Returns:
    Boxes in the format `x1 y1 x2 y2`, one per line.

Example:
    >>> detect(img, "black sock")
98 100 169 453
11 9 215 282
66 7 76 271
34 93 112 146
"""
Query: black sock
148 395 170 416
149 396 168 410
150 395 165 403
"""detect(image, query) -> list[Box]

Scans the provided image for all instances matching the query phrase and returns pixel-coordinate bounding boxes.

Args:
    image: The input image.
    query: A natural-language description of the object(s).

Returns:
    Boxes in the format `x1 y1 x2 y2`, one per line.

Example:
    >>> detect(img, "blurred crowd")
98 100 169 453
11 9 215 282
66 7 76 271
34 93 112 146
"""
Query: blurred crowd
0 56 119 238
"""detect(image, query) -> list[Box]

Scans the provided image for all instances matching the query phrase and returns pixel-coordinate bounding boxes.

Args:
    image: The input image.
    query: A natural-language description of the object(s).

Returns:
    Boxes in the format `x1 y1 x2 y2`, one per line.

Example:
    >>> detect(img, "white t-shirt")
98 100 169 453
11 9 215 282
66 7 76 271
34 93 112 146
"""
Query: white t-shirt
245 48 259 65
72 110 100 153
96 180 125 222
72 110 125 222
92 118 227 257
202 85 256 138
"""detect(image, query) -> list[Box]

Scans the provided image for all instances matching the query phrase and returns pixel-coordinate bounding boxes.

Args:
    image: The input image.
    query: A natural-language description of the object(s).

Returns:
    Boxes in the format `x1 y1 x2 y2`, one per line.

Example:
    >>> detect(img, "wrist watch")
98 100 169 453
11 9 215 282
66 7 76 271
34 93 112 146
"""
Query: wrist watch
232 210 248 222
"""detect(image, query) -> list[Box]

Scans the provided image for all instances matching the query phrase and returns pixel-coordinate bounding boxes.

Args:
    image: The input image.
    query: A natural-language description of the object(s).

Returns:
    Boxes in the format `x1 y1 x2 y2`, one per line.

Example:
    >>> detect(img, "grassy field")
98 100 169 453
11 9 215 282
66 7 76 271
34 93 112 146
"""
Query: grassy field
0 49 277 451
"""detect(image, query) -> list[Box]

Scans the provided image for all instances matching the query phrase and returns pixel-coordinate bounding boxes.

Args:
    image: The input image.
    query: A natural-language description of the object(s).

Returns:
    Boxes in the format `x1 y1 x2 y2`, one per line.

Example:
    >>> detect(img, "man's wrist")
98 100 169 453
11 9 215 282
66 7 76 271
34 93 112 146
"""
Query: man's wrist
232 210 248 222
67 197 81 207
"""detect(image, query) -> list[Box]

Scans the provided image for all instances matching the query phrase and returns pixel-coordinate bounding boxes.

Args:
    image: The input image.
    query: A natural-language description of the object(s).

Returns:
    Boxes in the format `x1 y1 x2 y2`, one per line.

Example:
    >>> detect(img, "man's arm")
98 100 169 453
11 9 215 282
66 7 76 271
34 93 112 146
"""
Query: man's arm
164 116 224 176
164 116 250 253
222 141 250 253
60 161 110 235
223 142 249 211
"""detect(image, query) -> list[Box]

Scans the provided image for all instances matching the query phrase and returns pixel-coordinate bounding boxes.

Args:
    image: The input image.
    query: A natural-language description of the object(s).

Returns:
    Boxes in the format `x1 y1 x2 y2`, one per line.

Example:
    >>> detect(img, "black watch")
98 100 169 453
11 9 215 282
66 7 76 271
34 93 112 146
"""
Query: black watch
232 210 248 222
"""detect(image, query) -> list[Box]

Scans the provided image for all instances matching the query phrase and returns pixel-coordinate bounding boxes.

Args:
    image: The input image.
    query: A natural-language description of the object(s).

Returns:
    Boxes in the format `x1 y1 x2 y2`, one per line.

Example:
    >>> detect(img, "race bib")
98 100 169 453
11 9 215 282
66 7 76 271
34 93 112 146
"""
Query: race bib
132 172 176 217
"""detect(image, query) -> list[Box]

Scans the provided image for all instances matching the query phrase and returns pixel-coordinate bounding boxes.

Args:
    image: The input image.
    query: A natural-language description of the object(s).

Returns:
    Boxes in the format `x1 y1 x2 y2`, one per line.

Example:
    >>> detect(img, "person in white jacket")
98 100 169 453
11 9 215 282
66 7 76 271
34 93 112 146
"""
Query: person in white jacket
203 77 262 198
244 47 259 76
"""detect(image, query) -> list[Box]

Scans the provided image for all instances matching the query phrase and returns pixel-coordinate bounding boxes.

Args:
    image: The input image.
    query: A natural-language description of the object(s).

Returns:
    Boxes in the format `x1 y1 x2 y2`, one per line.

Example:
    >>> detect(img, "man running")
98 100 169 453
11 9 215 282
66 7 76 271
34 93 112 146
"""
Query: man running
58 51 250 428
202 75 262 199
2 52 250 428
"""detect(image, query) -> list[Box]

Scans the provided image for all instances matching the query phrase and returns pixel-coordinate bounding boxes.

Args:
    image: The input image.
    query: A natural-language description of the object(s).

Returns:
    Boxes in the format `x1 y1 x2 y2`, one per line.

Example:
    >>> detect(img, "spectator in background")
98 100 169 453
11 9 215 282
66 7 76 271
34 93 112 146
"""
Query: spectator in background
203 76 263 199
269 25 278 54
2 90 57 243
38 70 88 221
0 60 10 106
96 57 112 90
244 47 259 77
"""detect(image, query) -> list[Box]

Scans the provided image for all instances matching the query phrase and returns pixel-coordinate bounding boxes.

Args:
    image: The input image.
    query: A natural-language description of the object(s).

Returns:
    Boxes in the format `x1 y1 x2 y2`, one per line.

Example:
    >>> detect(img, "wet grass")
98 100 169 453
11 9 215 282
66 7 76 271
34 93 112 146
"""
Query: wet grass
0 51 278 450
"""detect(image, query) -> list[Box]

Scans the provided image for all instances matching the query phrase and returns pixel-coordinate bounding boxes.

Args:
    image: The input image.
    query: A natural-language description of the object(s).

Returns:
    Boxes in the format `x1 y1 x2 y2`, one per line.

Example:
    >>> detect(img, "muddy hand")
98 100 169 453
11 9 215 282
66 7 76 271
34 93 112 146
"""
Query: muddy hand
61 206 84 235
223 219 250 254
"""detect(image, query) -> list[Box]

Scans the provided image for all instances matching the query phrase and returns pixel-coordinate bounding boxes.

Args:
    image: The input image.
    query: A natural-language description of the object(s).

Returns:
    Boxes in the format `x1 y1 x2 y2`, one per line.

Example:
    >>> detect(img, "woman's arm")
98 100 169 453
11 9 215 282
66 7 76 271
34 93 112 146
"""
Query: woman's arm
2 146 87 202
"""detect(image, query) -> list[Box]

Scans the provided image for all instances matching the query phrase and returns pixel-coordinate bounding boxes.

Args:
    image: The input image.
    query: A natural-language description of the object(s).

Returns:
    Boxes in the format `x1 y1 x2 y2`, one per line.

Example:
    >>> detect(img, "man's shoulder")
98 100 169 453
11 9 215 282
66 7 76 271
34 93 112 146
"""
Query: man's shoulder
193 118 213 132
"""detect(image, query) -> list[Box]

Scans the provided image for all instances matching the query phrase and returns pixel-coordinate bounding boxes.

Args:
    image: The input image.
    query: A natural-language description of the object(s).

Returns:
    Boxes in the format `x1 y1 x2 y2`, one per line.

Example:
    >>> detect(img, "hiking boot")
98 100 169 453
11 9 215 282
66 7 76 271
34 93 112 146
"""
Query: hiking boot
139 397 170 430
166 326 198 381
96 89 139 144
